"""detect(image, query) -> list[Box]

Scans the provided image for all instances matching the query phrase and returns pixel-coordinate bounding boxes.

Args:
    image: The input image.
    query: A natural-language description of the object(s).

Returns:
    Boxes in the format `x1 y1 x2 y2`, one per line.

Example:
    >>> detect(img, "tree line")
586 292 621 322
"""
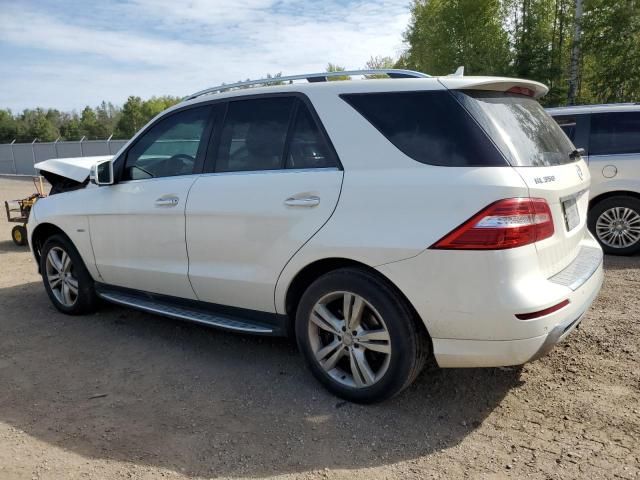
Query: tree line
1 0 637 144
0 96 181 144
400 0 639 106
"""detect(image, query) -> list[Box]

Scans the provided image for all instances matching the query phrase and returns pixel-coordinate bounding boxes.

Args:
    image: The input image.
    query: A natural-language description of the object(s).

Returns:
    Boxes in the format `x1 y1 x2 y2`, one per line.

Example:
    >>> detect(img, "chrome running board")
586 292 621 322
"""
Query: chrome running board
97 287 274 334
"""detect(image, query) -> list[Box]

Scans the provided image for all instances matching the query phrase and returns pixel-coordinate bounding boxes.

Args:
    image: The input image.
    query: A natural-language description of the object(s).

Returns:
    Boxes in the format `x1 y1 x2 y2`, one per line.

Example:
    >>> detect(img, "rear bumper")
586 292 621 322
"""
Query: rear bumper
376 231 604 368
431 243 603 368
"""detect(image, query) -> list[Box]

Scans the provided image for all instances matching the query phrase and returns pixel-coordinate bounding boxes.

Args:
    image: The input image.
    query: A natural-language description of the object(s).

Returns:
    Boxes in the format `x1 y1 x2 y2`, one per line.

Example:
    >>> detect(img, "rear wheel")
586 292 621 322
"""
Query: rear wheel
295 268 428 403
11 225 27 246
589 196 640 255
40 234 98 315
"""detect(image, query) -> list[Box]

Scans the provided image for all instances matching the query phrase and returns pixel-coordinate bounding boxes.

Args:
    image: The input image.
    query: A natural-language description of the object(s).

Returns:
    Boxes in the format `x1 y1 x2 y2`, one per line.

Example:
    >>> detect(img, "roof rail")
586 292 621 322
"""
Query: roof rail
183 69 430 102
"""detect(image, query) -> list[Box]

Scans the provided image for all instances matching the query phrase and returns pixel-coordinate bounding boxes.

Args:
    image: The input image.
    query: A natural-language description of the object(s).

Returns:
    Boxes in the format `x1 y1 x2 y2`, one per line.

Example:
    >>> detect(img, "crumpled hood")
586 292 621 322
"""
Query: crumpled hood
34 155 112 183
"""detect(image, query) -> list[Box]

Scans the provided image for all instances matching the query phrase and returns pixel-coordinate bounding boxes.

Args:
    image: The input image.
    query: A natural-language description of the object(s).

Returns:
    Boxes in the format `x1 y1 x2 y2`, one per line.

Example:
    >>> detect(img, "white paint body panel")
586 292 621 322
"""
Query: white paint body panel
87 177 198 299
512 160 591 277
588 153 640 200
186 169 343 311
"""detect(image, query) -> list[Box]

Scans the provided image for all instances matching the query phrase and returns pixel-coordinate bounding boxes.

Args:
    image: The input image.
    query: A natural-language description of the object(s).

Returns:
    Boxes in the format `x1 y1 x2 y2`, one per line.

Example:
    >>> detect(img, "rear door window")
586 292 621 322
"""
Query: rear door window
553 115 577 141
589 112 640 155
215 97 295 172
453 91 576 167
286 103 337 169
341 91 506 167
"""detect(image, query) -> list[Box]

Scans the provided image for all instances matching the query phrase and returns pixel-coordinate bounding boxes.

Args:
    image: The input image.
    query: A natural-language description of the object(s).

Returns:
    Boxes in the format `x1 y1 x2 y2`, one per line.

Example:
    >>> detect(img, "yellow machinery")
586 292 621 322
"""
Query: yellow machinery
4 176 46 246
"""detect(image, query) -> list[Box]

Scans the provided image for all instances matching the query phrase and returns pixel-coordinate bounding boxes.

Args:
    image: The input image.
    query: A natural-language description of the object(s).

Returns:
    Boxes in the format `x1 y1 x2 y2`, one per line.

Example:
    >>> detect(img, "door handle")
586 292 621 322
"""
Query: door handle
155 196 179 207
284 196 320 207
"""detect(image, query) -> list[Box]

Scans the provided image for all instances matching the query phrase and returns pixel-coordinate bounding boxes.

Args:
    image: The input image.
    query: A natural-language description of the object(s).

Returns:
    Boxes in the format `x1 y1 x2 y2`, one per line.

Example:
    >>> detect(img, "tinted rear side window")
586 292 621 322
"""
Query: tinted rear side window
286 104 337 169
590 112 640 155
454 91 576 167
341 91 506 167
553 115 577 141
216 97 295 172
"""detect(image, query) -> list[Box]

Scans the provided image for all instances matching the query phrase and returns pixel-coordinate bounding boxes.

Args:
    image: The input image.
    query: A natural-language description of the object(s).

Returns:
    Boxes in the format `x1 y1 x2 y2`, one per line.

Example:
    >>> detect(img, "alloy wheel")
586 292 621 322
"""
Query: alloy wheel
595 207 640 249
45 246 79 307
308 291 392 388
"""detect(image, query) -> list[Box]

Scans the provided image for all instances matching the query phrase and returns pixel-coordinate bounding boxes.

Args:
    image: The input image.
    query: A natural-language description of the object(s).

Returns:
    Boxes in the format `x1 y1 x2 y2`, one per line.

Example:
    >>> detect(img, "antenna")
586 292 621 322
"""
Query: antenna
449 66 465 77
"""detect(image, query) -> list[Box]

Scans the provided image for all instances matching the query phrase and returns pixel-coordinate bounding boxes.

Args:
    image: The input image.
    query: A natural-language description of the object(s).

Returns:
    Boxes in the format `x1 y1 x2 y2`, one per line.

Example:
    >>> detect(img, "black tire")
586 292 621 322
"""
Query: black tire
295 268 429 404
588 195 640 256
11 225 28 246
40 234 98 315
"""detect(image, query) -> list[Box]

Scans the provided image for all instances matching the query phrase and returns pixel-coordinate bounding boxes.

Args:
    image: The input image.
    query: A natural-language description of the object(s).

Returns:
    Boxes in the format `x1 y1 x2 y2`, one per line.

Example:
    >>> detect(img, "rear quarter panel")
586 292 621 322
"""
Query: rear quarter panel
588 153 640 200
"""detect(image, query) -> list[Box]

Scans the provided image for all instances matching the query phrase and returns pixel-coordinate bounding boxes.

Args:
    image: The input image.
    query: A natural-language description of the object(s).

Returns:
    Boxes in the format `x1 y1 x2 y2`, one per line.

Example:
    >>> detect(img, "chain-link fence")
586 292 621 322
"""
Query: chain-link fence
0 139 128 176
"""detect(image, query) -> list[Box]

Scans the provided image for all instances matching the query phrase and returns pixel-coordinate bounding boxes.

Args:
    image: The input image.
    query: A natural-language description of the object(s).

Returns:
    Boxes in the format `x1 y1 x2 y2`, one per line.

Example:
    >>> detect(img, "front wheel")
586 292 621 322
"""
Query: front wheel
589 195 640 255
295 268 429 403
40 234 98 315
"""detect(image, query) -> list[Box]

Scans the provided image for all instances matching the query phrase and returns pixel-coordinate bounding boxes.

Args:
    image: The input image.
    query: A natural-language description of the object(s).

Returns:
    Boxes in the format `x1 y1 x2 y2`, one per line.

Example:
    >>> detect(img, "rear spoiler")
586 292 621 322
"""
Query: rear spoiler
438 76 548 99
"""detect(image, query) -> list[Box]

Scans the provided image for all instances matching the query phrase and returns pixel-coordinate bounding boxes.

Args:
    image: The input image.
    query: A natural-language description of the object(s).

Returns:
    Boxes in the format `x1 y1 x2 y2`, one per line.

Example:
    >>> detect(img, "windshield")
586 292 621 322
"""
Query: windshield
453 91 577 167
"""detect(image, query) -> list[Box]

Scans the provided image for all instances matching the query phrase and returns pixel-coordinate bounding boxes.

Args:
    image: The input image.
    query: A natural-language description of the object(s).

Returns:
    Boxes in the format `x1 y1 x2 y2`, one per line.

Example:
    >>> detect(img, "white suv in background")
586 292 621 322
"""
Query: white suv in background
548 104 640 255
29 70 603 403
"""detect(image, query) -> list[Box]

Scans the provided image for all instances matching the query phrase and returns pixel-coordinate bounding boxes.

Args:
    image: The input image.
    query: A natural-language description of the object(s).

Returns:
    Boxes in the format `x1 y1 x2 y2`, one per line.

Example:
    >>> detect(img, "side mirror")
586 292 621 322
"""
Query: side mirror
90 159 114 186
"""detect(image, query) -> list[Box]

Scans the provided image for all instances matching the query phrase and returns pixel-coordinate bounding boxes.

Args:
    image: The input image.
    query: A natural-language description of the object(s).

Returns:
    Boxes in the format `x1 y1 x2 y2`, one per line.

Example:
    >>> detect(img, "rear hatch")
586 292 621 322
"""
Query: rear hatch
446 83 590 277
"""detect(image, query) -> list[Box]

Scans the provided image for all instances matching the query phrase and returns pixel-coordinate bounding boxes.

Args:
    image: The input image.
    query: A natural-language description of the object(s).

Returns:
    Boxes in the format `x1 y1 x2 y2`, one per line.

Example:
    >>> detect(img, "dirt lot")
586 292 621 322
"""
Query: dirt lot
0 176 638 480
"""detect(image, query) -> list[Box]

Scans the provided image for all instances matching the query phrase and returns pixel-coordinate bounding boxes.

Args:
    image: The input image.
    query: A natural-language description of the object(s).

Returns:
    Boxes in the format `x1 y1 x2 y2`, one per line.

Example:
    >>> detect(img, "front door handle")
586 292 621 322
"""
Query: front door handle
284 196 320 207
155 196 179 207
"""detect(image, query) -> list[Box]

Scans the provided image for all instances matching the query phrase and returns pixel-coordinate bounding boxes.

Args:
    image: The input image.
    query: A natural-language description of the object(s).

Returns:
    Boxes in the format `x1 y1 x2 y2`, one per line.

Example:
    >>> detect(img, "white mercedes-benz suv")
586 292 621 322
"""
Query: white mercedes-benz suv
29 70 604 403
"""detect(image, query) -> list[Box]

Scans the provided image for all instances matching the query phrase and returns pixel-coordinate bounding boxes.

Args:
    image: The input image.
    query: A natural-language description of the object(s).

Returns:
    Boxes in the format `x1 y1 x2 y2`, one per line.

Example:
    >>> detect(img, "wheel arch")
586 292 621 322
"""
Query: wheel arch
30 223 71 272
590 190 640 210
283 257 431 341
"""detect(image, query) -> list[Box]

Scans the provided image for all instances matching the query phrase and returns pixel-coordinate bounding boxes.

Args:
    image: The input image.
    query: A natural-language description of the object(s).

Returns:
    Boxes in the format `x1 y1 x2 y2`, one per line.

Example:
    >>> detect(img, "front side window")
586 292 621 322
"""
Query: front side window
124 106 211 180
590 112 640 155
216 97 294 172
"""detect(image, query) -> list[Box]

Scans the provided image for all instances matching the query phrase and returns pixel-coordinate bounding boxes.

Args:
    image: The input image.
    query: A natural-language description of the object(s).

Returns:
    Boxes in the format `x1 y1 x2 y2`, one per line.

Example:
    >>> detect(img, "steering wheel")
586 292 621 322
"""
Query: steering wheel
166 153 195 174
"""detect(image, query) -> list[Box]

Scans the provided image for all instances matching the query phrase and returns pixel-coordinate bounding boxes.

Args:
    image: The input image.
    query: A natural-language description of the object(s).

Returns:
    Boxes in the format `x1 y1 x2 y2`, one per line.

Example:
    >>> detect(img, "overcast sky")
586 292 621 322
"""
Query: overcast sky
0 0 411 112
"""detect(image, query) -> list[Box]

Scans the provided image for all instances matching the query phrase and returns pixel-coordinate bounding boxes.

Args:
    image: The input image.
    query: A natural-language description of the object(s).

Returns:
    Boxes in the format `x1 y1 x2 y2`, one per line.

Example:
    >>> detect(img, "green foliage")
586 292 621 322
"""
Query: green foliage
580 0 640 103
402 0 640 106
404 0 511 76
0 110 18 142
0 96 181 144
18 109 60 142
113 95 180 139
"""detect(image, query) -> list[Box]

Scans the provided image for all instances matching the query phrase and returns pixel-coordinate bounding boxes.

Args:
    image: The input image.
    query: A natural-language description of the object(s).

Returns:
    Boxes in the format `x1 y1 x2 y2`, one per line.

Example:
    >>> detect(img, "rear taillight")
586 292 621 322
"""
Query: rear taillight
431 198 554 250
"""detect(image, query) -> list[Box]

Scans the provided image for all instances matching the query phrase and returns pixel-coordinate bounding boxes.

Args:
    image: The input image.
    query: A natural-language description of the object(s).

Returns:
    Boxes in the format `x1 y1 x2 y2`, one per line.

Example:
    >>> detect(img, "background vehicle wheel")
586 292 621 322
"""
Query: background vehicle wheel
295 268 429 403
40 234 98 315
11 225 28 246
589 196 640 256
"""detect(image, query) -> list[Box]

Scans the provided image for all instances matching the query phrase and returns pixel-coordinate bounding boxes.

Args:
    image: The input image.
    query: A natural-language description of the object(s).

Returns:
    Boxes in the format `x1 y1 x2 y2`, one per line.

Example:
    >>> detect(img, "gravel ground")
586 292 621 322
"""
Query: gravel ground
0 176 638 480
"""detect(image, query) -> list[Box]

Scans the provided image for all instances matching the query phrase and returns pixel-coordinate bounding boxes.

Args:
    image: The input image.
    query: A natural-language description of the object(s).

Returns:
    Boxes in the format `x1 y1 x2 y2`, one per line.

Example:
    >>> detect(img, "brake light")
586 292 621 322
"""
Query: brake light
507 86 535 97
431 198 554 250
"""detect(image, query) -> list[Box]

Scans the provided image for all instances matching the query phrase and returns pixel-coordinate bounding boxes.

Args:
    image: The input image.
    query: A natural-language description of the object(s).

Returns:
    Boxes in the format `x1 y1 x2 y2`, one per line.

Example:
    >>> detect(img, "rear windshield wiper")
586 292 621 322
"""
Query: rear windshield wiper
569 148 585 160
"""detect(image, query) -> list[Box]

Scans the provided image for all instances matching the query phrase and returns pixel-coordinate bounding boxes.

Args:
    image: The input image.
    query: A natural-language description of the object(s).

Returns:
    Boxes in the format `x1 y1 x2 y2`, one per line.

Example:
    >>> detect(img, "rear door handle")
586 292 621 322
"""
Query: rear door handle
155 196 179 207
284 196 320 207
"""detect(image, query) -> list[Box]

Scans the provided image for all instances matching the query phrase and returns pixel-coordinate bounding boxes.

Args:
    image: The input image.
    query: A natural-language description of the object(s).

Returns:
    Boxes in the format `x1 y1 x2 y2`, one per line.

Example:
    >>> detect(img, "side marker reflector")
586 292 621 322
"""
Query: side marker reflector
515 299 570 320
